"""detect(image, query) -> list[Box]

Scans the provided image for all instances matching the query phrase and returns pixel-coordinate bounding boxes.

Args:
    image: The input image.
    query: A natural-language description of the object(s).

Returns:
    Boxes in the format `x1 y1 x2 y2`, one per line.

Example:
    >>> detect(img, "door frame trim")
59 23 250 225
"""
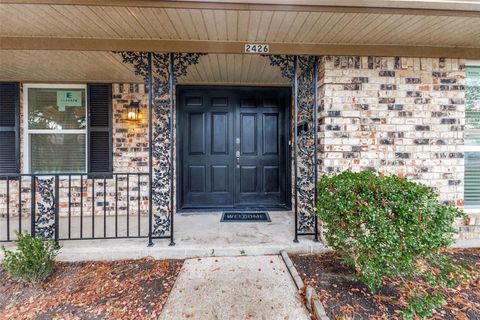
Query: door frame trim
176 84 292 212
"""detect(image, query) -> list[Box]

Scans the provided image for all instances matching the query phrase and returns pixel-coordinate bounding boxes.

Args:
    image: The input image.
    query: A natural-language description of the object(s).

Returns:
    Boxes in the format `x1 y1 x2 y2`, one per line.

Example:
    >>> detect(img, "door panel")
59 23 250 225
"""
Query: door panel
211 165 228 192
235 89 289 207
180 89 234 208
240 166 257 193
189 166 205 192
211 113 228 154
178 86 290 210
264 166 280 193
262 114 279 155
240 114 257 155
188 113 206 154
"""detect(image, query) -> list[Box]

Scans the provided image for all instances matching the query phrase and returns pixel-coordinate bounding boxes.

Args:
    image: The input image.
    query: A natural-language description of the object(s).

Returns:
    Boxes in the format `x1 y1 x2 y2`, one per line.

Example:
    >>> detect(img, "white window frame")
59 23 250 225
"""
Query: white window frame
23 83 88 174
465 61 480 213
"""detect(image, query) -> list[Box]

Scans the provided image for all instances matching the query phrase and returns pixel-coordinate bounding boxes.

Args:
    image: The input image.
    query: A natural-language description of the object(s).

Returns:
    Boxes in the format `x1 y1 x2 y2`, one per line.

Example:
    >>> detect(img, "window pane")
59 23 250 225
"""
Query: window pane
466 135 480 146
466 67 480 142
28 88 86 130
465 152 480 208
31 134 86 174
465 67 480 208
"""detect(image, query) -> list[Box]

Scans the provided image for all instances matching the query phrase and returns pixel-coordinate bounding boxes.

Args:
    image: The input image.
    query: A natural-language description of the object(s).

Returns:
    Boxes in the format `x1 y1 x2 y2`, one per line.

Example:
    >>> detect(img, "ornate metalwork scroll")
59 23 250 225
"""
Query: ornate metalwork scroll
35 177 56 240
265 55 317 234
118 52 203 237
265 55 295 80
296 57 317 233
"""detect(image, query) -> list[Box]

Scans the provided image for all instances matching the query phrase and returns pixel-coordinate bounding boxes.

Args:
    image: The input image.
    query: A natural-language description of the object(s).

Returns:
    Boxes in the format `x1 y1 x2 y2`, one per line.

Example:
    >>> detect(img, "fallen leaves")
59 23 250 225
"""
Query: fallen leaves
0 258 183 320
290 249 480 320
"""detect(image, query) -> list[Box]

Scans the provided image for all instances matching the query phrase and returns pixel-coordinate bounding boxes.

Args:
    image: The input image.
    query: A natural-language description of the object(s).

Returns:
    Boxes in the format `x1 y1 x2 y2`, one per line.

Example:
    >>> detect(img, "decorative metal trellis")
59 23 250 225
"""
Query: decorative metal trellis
118 52 204 246
265 55 320 242
35 177 56 240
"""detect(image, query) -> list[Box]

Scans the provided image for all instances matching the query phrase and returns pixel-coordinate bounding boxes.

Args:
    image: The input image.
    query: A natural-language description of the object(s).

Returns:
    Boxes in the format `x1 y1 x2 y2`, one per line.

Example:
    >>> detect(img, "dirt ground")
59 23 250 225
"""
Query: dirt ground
0 258 183 320
291 248 480 320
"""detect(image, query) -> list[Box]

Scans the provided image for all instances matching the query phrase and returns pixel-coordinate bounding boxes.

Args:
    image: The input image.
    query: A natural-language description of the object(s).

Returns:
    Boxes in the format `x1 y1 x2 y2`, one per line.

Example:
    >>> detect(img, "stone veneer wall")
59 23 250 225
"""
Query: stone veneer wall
318 56 477 239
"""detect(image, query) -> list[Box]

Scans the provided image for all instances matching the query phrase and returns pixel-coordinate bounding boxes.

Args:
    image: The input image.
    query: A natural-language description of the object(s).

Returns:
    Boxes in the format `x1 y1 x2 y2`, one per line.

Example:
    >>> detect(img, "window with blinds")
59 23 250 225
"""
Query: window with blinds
465 66 480 209
25 85 87 174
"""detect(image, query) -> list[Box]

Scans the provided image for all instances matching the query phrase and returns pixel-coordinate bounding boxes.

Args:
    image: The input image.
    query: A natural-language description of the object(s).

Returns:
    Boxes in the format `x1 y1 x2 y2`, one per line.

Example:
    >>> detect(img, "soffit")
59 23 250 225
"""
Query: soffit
0 4 479 48
0 50 288 84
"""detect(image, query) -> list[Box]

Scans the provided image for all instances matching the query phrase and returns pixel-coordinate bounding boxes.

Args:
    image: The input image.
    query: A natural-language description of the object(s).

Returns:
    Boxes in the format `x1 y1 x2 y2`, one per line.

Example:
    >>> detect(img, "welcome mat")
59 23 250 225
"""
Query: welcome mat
220 211 271 222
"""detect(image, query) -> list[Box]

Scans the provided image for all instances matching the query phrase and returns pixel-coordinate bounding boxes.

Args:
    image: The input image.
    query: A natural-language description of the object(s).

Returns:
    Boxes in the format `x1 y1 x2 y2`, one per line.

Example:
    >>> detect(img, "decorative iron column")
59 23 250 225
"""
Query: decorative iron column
34 177 56 240
293 56 299 243
265 54 320 241
147 52 154 247
168 52 175 246
118 52 204 245
313 56 319 242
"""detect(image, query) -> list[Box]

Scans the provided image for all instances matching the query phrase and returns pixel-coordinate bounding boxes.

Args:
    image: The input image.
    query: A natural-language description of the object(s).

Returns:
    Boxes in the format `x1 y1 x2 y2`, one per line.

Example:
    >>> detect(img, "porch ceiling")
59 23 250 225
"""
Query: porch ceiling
0 2 479 58
0 50 288 84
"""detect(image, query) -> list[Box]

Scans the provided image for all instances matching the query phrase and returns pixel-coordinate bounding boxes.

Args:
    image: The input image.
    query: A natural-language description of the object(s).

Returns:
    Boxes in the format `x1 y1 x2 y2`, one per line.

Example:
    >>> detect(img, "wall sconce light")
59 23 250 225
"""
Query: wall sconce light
126 100 140 121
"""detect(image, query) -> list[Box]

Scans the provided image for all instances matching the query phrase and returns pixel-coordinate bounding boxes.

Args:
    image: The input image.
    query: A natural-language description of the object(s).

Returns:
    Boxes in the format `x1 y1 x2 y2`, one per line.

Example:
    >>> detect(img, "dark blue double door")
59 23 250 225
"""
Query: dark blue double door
177 86 290 210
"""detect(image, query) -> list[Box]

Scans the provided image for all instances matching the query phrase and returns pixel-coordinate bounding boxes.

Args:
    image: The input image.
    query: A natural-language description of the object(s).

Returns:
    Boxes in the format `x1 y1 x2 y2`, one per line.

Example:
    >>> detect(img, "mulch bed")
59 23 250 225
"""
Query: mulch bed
290 248 480 320
0 258 183 320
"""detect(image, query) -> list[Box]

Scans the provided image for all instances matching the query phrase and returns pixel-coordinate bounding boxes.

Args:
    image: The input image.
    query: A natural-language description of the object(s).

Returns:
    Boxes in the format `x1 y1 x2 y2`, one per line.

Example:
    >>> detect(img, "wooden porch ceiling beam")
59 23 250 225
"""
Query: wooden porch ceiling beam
1 37 480 59
1 0 480 17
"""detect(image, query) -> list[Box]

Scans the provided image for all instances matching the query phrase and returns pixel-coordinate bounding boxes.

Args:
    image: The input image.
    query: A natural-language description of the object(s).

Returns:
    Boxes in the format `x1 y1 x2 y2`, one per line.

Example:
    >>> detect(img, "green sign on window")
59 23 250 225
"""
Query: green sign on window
57 91 82 111
467 66 480 85
467 66 480 77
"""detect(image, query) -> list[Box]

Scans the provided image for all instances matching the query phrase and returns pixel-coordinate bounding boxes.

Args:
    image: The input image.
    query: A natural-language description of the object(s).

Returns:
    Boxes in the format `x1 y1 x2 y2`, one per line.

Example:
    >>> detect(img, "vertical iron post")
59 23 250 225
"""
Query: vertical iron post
313 56 319 242
80 175 83 239
92 178 95 238
80 176 83 239
115 174 119 238
137 174 141 237
293 55 299 243
6 177 10 241
147 52 154 247
18 177 22 234
30 176 35 237
103 177 107 238
169 52 175 246
68 175 71 239
54 175 59 243
126 174 129 236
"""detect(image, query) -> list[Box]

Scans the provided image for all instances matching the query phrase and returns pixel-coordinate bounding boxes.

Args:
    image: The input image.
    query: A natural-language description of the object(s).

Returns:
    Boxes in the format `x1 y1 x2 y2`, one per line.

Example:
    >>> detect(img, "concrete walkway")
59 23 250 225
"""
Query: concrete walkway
159 255 310 320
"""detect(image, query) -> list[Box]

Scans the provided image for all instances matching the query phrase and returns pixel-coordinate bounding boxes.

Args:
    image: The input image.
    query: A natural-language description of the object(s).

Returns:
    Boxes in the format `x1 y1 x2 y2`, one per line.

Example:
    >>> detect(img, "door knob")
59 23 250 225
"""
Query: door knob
236 151 240 164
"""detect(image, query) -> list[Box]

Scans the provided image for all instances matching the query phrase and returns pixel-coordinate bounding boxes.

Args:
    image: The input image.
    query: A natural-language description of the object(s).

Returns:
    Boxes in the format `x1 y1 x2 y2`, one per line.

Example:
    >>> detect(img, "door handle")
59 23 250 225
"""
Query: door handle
236 151 240 165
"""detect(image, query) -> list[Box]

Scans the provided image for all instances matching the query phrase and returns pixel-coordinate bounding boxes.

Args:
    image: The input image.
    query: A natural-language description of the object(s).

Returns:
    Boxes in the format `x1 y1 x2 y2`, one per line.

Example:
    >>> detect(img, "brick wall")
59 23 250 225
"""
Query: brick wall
318 56 477 239
112 83 149 173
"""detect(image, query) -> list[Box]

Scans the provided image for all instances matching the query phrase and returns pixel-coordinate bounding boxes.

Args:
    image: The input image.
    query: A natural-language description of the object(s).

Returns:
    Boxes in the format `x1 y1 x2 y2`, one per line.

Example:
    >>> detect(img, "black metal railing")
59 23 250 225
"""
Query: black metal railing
0 172 153 243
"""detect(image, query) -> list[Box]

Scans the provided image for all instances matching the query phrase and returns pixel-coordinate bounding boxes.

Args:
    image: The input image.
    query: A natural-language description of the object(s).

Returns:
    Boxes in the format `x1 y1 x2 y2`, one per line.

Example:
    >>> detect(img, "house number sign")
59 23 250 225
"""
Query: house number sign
245 44 269 53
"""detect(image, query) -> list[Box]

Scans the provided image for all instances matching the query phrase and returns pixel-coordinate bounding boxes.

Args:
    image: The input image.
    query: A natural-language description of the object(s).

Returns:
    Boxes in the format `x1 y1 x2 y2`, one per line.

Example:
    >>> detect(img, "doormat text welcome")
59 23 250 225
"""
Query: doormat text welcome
220 212 271 222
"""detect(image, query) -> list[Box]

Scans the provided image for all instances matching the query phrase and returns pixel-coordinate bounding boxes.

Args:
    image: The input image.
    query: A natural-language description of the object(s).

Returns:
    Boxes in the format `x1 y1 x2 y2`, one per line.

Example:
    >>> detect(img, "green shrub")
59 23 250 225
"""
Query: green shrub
2 233 60 287
316 171 467 318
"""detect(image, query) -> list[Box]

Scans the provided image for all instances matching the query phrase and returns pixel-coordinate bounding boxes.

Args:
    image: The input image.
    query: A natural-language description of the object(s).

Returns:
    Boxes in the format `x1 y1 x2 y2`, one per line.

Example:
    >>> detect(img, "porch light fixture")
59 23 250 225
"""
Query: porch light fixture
126 100 140 121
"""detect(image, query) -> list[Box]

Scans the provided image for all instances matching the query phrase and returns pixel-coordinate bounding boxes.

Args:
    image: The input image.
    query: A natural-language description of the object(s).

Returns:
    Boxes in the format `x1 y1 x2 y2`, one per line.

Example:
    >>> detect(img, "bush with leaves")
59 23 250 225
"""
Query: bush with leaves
2 232 60 287
316 171 469 318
